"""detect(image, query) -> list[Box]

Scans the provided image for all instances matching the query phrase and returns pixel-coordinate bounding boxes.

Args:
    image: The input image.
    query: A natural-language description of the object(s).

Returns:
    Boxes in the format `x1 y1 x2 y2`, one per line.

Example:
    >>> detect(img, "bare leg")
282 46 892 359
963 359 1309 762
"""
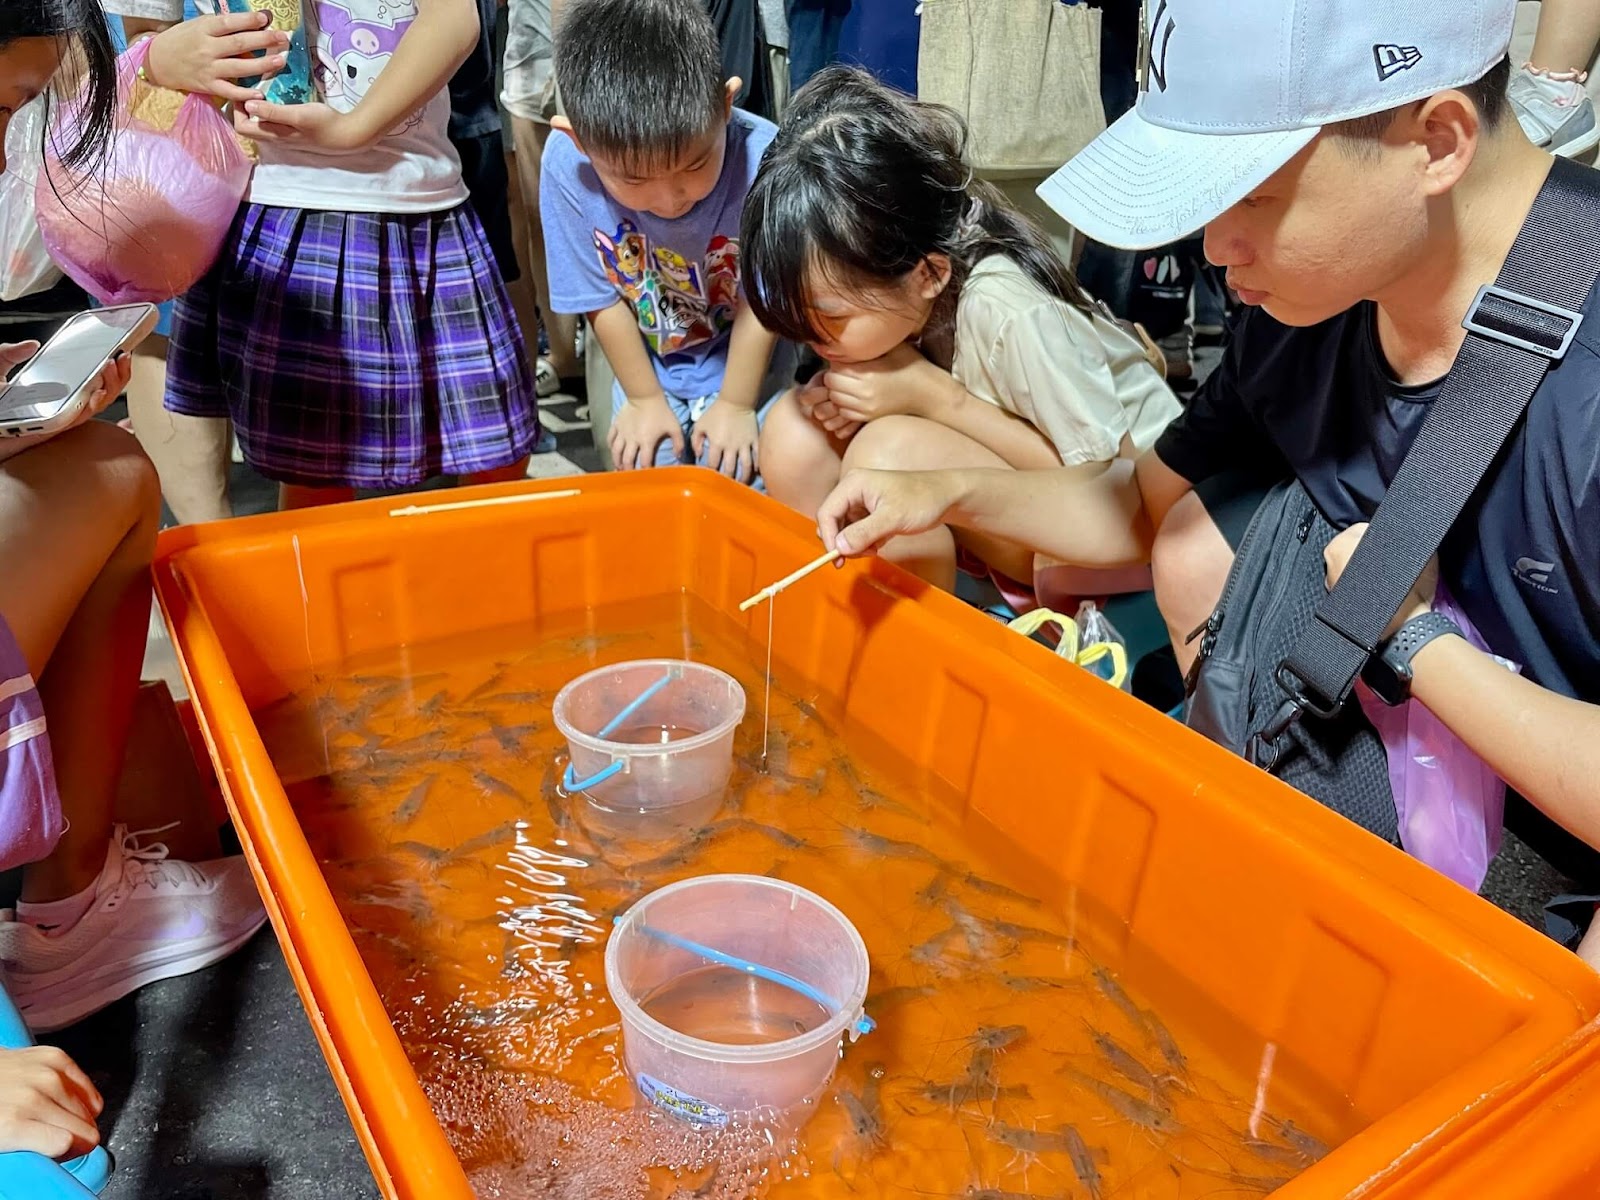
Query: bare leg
1150 488 1235 675
0 423 160 902
1531 0 1600 72
125 335 233 524
842 415 1034 593
510 115 580 377
279 483 356 510
758 387 852 518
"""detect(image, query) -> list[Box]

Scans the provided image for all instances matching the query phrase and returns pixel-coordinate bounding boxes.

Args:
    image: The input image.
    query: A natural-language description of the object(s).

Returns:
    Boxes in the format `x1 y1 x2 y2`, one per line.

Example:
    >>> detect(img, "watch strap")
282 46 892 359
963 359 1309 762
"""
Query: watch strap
1380 611 1462 681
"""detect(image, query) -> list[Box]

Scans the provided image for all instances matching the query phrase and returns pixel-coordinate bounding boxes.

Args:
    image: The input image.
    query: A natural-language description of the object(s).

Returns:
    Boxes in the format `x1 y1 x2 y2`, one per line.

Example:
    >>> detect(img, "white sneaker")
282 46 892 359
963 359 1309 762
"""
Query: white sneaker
1510 64 1600 158
0 825 268 1033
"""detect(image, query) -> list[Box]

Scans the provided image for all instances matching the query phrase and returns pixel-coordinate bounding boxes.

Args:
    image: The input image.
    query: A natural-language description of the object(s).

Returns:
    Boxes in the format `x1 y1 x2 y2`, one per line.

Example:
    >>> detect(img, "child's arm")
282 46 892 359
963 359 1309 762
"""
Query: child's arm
237 0 479 151
591 300 685 470
690 304 777 483
824 344 1064 470
120 17 174 38
138 11 291 104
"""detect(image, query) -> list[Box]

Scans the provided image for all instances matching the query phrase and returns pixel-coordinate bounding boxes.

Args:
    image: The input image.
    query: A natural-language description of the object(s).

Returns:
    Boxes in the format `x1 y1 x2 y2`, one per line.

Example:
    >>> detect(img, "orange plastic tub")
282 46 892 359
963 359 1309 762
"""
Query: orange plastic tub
152 472 1600 1199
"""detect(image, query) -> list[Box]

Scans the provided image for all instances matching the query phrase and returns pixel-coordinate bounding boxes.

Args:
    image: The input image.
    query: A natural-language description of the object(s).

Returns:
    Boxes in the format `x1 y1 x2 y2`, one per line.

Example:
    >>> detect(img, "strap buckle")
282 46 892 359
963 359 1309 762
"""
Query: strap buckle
1246 698 1305 773
1273 661 1344 721
1462 283 1584 360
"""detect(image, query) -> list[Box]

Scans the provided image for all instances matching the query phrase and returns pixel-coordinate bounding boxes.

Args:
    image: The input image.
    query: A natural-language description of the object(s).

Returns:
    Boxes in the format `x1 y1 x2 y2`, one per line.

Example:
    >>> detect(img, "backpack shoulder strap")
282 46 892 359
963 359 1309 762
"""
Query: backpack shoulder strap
1276 157 1600 720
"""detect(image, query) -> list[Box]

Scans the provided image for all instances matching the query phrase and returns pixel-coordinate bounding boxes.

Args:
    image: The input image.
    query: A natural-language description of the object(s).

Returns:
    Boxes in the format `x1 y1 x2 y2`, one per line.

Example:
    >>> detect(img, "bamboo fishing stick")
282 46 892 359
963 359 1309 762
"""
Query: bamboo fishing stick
739 549 842 612
388 489 582 517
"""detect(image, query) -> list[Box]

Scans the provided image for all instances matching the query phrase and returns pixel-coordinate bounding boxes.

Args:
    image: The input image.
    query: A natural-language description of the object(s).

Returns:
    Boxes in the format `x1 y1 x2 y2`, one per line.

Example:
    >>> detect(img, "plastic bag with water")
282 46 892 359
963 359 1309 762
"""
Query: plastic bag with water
35 39 251 306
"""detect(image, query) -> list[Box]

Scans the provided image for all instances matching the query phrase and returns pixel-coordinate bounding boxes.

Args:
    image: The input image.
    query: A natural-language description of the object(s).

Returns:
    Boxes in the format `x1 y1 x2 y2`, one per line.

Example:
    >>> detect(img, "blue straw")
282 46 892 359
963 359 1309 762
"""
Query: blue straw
619 917 876 1037
597 667 680 739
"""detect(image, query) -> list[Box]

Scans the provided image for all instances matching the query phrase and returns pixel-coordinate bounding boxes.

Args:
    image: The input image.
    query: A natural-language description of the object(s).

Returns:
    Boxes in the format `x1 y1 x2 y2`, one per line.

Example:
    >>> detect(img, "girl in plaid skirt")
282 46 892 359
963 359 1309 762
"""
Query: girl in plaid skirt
158 0 539 507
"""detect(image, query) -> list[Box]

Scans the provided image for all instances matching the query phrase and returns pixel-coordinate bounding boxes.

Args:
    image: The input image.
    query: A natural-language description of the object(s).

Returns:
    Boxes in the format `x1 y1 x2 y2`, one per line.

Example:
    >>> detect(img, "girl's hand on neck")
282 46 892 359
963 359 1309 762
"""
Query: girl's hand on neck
823 343 958 426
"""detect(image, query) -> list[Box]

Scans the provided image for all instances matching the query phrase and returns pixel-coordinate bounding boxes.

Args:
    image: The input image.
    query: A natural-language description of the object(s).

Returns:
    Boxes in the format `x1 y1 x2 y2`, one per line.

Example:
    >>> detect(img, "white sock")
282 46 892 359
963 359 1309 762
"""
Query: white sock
17 879 97 934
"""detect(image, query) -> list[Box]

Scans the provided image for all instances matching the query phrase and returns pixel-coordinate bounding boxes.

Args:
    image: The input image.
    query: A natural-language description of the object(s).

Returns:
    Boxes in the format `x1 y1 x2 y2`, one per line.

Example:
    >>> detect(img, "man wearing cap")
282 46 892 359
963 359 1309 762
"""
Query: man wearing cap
817 0 1600 948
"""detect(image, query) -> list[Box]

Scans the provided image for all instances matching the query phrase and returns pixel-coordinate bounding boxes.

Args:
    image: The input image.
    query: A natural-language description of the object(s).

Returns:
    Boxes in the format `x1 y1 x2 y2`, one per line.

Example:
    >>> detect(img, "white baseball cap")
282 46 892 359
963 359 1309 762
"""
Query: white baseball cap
1039 0 1516 249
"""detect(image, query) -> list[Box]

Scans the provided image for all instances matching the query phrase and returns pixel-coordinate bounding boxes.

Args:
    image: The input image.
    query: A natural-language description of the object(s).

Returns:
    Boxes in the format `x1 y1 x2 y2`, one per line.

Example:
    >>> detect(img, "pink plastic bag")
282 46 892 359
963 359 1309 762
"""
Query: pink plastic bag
1357 583 1517 892
34 40 251 305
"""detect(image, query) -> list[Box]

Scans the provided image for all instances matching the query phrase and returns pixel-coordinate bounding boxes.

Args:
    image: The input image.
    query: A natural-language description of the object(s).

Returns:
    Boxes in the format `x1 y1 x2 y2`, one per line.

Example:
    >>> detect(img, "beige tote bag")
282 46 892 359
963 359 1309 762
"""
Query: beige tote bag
918 0 1106 176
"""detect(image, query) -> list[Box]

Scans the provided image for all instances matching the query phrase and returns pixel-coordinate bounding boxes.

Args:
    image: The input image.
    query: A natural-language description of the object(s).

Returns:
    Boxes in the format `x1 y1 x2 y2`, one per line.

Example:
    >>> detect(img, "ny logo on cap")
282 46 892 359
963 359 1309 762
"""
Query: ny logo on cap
1373 43 1423 81
1137 0 1177 94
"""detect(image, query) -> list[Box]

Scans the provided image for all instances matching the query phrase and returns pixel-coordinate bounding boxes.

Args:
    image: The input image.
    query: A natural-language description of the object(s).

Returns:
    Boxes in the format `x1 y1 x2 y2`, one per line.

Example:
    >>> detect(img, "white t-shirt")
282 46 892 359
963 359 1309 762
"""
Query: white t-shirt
100 0 467 214
952 255 1181 466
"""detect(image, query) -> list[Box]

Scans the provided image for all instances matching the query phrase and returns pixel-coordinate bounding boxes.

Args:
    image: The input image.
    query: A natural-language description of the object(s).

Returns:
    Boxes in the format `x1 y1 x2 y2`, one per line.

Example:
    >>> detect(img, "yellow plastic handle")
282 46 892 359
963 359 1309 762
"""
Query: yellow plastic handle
1006 608 1129 688
1075 640 1130 690
1006 609 1080 659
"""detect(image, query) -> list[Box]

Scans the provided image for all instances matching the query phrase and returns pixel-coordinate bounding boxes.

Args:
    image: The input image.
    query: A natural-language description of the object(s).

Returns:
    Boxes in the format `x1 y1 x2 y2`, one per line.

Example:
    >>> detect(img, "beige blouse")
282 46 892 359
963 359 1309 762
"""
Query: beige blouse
951 255 1181 466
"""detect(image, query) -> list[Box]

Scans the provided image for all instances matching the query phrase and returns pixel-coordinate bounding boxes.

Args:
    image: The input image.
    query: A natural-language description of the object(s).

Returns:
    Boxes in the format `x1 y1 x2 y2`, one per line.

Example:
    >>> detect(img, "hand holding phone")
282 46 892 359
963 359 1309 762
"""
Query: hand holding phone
0 342 129 412
0 305 157 443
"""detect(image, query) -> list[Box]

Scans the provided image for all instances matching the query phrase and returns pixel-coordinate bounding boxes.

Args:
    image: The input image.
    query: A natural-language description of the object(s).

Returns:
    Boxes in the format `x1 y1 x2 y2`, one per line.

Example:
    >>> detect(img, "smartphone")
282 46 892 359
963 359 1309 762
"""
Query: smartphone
0 304 159 439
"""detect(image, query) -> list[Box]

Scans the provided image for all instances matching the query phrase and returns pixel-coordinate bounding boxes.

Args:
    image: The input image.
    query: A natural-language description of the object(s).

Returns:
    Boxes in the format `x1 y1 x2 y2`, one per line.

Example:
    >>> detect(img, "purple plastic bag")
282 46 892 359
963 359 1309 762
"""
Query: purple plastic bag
35 39 251 306
1357 583 1516 891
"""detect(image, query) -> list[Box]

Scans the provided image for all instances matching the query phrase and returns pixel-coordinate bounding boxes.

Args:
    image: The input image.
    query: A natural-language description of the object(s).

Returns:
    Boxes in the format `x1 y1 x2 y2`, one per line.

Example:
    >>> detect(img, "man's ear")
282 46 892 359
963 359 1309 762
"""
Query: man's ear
1412 91 1478 198
723 77 743 118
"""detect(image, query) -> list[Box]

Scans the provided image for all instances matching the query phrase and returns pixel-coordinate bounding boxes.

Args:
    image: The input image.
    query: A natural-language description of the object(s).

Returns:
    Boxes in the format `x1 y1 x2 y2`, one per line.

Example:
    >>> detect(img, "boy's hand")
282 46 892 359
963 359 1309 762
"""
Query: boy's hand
144 11 289 104
610 393 684 470
1324 522 1437 639
691 402 759 483
235 101 370 152
0 1046 103 1160
824 343 948 425
818 468 960 557
795 370 860 441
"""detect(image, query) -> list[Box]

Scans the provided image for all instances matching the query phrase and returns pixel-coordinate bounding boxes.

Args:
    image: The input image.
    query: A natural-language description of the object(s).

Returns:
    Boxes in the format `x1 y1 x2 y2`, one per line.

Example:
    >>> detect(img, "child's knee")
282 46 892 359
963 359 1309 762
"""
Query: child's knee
67 422 162 538
759 391 837 496
841 415 925 471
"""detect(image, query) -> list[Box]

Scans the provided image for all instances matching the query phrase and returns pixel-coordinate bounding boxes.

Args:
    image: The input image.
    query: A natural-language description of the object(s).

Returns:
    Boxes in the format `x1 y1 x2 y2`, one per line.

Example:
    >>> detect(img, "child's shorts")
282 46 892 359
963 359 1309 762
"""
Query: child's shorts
610 383 782 489
167 201 540 490
0 615 64 874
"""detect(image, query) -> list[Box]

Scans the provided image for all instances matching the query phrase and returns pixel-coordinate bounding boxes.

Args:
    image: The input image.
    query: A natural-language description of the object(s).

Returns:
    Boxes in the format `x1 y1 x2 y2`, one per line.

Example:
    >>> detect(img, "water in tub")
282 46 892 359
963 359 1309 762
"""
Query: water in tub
252 595 1352 1198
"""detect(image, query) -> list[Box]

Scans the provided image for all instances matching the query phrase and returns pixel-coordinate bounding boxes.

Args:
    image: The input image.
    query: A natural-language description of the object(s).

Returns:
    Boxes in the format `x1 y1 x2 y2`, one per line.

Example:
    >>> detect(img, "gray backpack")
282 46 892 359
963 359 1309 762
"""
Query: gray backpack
1183 159 1600 839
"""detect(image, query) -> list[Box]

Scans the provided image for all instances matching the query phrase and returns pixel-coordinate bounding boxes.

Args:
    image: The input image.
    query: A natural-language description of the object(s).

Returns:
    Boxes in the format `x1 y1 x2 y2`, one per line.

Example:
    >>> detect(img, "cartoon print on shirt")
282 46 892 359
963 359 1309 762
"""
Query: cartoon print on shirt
652 245 704 298
633 286 660 333
595 222 649 292
592 221 742 357
315 0 424 132
704 236 740 322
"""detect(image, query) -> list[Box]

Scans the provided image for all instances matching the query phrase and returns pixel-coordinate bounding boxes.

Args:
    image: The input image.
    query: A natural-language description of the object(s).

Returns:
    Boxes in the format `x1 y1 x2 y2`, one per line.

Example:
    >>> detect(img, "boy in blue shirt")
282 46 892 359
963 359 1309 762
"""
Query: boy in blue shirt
540 0 796 484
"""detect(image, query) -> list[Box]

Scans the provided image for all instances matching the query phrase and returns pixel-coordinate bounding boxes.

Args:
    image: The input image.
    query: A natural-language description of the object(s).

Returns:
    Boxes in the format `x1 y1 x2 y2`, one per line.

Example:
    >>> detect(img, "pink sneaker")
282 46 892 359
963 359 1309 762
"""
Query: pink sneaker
0 825 268 1032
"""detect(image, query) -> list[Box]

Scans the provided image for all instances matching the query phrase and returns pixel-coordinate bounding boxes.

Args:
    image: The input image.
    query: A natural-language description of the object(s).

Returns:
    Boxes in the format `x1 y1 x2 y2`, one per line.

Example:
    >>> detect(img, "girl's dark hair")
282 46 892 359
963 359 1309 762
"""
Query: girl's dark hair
743 66 1094 347
2 0 119 172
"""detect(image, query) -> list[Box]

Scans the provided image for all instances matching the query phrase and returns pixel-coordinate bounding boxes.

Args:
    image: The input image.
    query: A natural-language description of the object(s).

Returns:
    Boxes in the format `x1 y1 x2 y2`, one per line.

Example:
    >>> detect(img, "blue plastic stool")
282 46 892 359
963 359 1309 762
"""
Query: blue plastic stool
0 986 112 1199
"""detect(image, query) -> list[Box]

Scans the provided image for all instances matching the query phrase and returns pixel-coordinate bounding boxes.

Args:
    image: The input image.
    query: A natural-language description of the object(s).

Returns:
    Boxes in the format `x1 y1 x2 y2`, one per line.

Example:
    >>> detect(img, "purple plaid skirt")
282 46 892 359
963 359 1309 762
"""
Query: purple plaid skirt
0 616 64 874
166 202 539 488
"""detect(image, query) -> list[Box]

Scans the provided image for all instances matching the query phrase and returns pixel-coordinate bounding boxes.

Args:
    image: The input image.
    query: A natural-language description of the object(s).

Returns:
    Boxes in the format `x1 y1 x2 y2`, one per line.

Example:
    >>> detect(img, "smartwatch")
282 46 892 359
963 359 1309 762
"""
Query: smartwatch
1362 611 1462 706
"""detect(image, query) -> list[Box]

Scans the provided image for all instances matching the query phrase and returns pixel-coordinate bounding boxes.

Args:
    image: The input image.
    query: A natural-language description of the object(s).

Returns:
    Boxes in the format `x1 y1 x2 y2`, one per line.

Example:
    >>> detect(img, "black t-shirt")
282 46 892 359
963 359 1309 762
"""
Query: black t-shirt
1156 295 1600 707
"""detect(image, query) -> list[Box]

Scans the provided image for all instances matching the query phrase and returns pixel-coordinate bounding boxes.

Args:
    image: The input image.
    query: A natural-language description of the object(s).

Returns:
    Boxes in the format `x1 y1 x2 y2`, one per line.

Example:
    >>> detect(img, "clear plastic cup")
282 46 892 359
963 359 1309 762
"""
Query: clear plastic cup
553 660 745 838
606 874 872 1129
